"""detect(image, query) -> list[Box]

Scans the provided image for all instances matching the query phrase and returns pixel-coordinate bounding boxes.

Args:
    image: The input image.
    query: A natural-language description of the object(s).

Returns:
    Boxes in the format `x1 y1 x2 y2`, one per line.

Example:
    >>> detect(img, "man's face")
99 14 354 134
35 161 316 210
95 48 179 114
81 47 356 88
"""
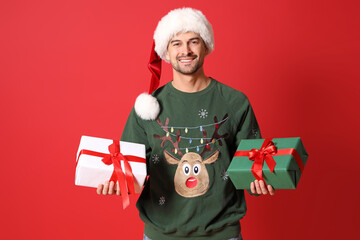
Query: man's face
165 32 209 75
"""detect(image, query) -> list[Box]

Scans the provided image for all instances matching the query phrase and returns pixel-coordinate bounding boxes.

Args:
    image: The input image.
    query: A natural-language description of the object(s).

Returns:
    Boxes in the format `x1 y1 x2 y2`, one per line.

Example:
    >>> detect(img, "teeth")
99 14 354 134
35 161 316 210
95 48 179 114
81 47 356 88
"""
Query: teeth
180 59 192 62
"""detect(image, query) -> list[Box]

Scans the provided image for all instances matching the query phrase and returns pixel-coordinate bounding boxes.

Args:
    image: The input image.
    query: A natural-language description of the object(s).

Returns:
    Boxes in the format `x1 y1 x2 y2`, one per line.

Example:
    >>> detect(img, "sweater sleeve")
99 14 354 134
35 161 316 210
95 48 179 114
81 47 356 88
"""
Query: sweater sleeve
234 98 261 147
121 108 152 168
234 98 262 196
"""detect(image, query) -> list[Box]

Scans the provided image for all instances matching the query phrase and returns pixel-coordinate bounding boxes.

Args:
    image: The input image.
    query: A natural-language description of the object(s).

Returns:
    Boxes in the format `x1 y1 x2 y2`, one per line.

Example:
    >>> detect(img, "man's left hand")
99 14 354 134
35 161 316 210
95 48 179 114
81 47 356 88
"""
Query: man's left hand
250 180 275 195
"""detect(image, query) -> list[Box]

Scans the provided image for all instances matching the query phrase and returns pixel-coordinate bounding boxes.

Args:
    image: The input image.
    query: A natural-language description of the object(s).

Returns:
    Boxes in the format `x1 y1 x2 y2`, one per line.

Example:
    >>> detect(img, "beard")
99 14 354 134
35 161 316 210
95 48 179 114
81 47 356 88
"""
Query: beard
170 55 204 75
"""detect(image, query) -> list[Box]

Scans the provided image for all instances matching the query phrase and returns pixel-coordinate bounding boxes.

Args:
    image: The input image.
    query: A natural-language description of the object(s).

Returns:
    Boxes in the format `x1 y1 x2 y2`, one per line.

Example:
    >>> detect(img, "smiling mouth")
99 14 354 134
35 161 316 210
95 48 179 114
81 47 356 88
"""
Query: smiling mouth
179 59 193 63
177 56 197 63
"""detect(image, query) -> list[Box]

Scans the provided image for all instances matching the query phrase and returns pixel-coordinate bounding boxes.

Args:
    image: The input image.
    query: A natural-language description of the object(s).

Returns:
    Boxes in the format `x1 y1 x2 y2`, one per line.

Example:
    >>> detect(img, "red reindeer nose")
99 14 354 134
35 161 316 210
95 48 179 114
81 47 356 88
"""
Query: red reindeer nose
186 177 197 188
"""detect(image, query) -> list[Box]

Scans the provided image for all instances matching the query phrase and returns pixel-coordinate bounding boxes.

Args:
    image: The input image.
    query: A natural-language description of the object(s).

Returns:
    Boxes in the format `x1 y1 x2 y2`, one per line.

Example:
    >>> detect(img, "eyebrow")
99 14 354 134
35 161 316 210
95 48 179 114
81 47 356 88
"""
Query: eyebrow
170 39 181 44
170 37 200 44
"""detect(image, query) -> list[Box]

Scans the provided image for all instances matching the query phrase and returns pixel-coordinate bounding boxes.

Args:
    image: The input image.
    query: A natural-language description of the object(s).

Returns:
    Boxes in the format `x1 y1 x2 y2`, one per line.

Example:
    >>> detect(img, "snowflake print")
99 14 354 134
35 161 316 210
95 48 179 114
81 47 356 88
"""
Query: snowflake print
151 154 160 164
159 196 165 205
198 109 208 119
221 171 229 181
252 128 258 137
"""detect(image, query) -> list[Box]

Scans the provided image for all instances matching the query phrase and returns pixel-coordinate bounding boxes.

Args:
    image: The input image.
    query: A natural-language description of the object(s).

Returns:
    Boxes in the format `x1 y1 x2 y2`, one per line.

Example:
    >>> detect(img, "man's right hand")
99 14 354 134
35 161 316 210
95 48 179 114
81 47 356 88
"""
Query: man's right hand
97 180 120 195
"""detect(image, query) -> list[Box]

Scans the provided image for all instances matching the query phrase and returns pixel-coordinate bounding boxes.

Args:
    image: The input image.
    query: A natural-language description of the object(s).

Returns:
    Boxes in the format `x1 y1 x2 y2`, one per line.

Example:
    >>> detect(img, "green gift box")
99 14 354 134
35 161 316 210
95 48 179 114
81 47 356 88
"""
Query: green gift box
227 137 308 189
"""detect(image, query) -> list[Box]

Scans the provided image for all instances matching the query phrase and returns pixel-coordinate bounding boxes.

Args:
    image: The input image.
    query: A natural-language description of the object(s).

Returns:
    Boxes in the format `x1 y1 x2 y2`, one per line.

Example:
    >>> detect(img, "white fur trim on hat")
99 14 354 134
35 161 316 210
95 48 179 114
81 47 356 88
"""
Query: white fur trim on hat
154 8 214 62
134 93 160 120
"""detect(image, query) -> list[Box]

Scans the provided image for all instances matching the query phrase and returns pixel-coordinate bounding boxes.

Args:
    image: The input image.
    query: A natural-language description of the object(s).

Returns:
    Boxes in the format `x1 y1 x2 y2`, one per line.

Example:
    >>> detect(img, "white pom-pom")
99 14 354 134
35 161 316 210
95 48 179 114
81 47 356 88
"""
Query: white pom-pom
134 93 160 120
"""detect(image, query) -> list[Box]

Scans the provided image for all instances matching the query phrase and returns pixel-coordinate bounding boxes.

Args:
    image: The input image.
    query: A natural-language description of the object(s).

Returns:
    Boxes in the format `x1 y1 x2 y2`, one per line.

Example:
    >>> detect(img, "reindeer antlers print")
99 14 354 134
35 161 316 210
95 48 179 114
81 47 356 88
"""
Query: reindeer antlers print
200 114 229 156
154 117 183 156
154 114 229 156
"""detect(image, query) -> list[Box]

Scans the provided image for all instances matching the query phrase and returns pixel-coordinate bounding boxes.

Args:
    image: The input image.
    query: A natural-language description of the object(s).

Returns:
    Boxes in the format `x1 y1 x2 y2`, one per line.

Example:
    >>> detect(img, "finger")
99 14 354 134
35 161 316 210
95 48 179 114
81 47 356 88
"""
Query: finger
116 181 121 196
268 185 275 195
254 180 262 194
97 184 103 195
250 181 256 194
259 180 268 194
102 180 109 195
108 181 115 195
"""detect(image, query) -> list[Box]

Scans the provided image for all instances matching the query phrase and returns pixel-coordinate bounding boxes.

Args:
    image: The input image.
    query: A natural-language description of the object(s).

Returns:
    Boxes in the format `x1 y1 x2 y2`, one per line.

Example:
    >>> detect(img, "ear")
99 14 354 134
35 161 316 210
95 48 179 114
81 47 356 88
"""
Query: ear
165 50 170 62
201 38 209 56
203 149 220 164
164 150 180 165
204 45 209 56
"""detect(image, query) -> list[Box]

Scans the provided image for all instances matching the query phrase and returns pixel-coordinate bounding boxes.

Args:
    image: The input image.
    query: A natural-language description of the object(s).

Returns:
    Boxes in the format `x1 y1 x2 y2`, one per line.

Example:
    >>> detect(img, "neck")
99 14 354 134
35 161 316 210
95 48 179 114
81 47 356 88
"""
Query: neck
171 68 210 93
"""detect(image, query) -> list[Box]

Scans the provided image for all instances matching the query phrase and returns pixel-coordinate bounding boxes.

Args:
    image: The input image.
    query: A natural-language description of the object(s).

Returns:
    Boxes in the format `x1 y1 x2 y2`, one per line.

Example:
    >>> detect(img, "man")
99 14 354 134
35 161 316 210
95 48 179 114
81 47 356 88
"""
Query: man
97 8 275 240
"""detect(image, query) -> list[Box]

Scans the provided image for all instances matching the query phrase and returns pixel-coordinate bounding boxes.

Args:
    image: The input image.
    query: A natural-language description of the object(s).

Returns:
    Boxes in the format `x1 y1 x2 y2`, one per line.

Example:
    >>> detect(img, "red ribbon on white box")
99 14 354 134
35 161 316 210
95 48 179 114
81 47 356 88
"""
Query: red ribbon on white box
77 140 146 209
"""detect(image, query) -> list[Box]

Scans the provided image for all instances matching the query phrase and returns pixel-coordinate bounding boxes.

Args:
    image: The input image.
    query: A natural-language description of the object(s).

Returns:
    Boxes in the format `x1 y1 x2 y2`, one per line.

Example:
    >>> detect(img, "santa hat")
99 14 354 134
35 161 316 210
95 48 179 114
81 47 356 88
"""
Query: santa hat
134 8 214 120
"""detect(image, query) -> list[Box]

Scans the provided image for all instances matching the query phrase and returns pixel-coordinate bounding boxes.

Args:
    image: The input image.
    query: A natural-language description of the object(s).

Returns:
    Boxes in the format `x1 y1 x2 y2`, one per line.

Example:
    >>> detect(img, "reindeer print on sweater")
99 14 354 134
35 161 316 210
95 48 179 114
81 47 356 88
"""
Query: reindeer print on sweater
154 114 229 198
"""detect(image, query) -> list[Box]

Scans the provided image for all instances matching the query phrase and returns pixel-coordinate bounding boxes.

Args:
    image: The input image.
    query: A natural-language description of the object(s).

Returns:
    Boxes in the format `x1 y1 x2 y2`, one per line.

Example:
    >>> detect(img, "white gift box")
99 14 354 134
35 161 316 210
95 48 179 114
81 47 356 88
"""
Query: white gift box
75 135 147 193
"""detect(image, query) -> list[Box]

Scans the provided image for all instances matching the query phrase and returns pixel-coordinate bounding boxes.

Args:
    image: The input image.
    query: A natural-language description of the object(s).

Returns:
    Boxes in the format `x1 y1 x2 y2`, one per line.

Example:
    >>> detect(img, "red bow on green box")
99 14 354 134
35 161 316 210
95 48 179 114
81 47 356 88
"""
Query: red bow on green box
234 138 304 185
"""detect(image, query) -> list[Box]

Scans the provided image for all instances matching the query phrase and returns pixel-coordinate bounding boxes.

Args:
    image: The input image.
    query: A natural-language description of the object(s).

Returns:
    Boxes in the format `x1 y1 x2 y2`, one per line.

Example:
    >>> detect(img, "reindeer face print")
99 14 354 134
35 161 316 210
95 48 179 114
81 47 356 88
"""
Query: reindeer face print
164 150 219 197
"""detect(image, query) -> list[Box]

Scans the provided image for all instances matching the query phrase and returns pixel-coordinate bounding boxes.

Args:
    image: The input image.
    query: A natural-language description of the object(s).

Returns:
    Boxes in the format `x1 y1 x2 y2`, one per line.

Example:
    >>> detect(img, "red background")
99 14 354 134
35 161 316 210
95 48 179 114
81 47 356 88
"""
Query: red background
1 0 359 239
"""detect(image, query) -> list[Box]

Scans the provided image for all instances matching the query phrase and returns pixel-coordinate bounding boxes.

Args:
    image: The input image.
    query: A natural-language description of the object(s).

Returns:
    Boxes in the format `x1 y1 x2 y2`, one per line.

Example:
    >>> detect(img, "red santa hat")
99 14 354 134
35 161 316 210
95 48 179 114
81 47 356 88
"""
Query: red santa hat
134 8 214 120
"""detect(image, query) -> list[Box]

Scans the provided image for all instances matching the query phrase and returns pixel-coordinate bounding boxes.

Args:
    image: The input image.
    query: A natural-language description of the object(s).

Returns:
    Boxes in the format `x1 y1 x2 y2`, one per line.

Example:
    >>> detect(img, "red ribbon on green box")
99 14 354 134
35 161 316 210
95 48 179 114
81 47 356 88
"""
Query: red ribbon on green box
77 140 146 209
234 138 304 185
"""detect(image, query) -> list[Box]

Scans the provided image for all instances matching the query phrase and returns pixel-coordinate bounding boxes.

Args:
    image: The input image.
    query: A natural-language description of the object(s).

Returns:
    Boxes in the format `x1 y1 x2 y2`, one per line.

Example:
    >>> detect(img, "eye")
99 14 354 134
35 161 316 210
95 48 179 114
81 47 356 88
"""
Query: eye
182 163 191 175
193 164 201 175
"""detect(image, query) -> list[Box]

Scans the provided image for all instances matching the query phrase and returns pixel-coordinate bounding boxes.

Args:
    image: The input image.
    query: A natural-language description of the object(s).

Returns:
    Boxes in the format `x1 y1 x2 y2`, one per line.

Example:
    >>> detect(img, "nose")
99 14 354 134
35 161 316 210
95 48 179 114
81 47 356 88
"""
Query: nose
186 177 197 188
181 44 193 56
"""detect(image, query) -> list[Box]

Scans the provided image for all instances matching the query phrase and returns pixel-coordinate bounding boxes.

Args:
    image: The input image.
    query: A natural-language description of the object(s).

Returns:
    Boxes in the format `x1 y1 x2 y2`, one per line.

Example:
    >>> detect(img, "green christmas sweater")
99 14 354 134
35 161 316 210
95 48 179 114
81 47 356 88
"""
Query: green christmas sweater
121 78 261 240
